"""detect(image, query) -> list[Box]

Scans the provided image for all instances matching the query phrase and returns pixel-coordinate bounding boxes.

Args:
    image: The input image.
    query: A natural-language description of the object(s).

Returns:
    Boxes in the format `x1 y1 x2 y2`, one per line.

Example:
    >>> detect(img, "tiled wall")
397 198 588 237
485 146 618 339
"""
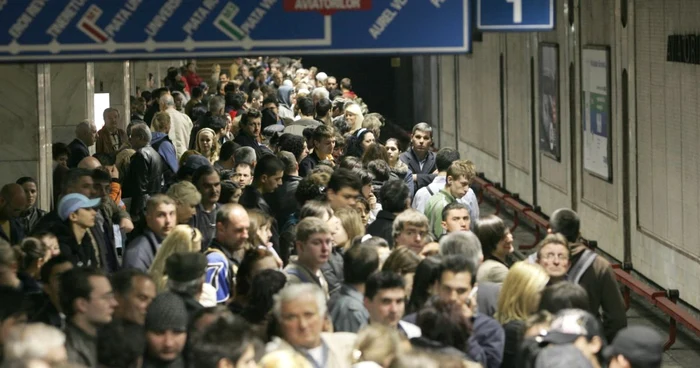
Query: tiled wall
437 0 700 308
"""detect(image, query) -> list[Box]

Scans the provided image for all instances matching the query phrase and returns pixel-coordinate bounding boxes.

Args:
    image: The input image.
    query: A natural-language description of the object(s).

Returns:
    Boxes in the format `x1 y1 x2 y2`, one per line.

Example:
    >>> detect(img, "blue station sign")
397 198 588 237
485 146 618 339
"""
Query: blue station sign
477 0 554 31
0 0 471 62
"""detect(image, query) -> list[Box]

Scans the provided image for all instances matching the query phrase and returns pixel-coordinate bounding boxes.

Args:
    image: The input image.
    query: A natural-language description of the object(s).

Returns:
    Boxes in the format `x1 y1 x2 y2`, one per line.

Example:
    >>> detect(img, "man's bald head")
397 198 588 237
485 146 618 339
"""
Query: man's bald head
0 183 27 220
78 156 101 170
215 204 250 250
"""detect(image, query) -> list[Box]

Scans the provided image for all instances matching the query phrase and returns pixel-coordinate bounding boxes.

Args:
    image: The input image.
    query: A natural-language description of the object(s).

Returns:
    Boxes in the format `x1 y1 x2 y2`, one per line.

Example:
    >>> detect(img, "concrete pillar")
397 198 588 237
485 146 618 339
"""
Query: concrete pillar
0 64 53 210
51 63 94 145
132 60 160 95
94 61 131 130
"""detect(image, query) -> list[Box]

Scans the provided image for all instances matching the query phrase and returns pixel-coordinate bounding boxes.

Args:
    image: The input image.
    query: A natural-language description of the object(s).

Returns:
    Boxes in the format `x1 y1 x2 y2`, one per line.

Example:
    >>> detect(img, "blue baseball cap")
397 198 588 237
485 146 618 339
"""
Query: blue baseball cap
58 193 101 221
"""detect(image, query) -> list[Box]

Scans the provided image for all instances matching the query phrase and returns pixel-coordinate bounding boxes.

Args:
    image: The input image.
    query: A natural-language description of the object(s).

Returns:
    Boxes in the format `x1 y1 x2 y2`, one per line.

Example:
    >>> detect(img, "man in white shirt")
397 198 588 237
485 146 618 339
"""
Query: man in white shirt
155 93 193 159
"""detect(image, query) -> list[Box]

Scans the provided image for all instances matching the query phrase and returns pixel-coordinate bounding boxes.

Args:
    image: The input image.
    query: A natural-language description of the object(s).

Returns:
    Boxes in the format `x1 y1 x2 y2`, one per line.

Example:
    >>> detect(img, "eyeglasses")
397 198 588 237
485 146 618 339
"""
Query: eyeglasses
540 253 569 261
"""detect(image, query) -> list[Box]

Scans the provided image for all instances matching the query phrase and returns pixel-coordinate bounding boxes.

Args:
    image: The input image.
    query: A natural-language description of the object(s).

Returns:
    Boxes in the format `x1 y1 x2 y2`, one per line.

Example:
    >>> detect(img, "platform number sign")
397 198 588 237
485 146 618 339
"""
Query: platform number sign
477 0 555 31
507 0 523 23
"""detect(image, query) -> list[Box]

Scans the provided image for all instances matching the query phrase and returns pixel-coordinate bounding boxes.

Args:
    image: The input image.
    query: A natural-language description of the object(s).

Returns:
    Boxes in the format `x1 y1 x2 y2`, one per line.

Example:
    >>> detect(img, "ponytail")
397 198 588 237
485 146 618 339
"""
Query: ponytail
16 237 47 271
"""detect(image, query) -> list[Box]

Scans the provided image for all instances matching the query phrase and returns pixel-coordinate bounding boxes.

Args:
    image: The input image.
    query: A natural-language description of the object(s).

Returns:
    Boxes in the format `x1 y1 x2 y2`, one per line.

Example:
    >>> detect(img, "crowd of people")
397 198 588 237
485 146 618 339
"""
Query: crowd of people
0 57 667 368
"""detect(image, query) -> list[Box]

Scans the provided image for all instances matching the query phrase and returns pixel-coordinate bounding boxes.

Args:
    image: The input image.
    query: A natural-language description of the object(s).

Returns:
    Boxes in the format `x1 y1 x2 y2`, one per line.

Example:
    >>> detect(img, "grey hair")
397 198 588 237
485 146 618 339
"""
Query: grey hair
75 120 93 135
4 323 66 361
160 94 175 107
311 87 329 100
209 95 225 113
272 284 327 320
439 231 483 267
234 146 257 165
130 123 151 142
412 122 433 136
171 90 187 103
167 276 204 296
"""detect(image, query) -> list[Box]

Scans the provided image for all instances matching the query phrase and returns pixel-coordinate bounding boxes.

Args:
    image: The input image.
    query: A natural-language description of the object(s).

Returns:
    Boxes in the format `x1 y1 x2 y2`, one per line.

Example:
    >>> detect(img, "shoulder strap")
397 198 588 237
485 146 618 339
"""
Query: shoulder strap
426 186 434 196
286 267 312 284
567 249 598 284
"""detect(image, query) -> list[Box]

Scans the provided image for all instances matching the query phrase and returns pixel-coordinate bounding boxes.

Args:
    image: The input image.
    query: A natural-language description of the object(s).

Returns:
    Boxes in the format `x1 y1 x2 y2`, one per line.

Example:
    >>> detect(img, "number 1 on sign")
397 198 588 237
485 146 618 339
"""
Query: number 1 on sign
507 0 523 23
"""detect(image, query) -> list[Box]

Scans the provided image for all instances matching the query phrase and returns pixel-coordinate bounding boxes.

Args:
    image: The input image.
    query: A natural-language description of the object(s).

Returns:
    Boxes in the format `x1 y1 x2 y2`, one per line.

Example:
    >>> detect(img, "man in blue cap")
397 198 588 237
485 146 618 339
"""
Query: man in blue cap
56 193 101 268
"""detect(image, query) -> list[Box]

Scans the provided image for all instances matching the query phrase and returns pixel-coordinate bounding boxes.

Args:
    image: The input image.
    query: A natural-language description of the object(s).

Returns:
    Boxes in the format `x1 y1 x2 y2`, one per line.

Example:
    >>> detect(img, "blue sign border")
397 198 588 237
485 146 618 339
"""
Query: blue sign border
0 0 472 62
476 0 554 31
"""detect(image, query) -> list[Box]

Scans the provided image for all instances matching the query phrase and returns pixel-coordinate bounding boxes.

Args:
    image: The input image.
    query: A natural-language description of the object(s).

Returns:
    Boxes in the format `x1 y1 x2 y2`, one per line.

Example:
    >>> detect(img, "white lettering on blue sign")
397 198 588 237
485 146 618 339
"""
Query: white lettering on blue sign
183 0 220 36
47 0 87 39
369 0 407 40
104 0 143 38
9 0 47 39
145 0 182 38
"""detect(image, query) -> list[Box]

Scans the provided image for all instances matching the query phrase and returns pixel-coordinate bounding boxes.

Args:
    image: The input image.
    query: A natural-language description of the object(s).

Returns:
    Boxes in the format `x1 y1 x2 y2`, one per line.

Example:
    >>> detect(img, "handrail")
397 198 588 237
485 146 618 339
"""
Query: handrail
472 173 700 349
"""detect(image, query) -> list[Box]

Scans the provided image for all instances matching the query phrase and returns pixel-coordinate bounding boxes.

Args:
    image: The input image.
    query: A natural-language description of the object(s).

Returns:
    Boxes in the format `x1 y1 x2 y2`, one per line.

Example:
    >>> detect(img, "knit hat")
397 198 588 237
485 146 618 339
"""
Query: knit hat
145 292 188 332
602 326 664 368
183 154 211 173
535 344 594 368
58 193 101 221
165 252 207 283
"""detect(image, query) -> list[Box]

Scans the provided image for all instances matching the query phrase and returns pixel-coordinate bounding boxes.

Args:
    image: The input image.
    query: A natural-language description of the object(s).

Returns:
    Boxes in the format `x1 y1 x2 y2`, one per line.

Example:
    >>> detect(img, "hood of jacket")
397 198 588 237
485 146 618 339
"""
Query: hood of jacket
277 85 294 108
569 242 589 258
151 132 169 144
391 159 409 176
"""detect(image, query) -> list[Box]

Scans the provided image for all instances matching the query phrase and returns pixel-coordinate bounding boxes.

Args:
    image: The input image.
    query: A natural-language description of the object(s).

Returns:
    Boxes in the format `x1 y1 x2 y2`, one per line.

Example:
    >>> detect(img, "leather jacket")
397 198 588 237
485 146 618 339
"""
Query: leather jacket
124 145 165 221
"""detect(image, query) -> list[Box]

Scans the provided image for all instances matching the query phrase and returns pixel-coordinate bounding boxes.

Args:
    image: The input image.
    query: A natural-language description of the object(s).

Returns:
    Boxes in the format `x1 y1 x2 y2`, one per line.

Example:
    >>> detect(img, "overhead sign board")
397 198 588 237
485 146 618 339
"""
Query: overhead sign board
477 0 554 31
0 0 471 62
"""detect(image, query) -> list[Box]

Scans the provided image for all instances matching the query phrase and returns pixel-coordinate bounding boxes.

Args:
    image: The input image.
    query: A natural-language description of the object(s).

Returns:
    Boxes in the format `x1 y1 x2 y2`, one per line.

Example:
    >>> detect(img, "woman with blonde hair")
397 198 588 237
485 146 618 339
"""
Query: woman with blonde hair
195 127 219 163
166 181 202 225
247 209 282 267
496 261 550 368
352 324 405 367
345 103 364 133
149 225 202 289
334 207 365 250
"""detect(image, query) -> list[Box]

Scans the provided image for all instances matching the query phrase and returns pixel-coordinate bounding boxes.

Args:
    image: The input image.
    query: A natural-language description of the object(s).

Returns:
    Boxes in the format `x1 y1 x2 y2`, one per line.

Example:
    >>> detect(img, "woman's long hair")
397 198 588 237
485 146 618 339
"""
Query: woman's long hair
495 262 550 325
149 225 202 292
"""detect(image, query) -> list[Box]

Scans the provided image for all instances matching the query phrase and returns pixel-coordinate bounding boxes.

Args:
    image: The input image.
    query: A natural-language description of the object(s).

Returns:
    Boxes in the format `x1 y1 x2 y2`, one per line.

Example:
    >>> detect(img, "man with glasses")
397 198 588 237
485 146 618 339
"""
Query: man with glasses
60 267 117 367
534 234 571 283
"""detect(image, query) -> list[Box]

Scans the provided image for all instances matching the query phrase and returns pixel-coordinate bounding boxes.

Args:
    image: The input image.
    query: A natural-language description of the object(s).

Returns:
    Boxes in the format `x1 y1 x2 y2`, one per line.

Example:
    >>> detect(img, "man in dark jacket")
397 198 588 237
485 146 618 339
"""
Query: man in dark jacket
56 193 101 268
0 184 27 244
143 293 188 368
122 195 176 271
273 151 302 229
67 121 97 168
124 123 165 222
549 208 627 342
239 154 284 217
60 267 117 367
191 166 221 251
30 255 73 329
283 96 322 137
111 269 156 326
399 122 437 192
234 108 272 160
403 255 505 368
299 125 336 178
366 180 410 248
